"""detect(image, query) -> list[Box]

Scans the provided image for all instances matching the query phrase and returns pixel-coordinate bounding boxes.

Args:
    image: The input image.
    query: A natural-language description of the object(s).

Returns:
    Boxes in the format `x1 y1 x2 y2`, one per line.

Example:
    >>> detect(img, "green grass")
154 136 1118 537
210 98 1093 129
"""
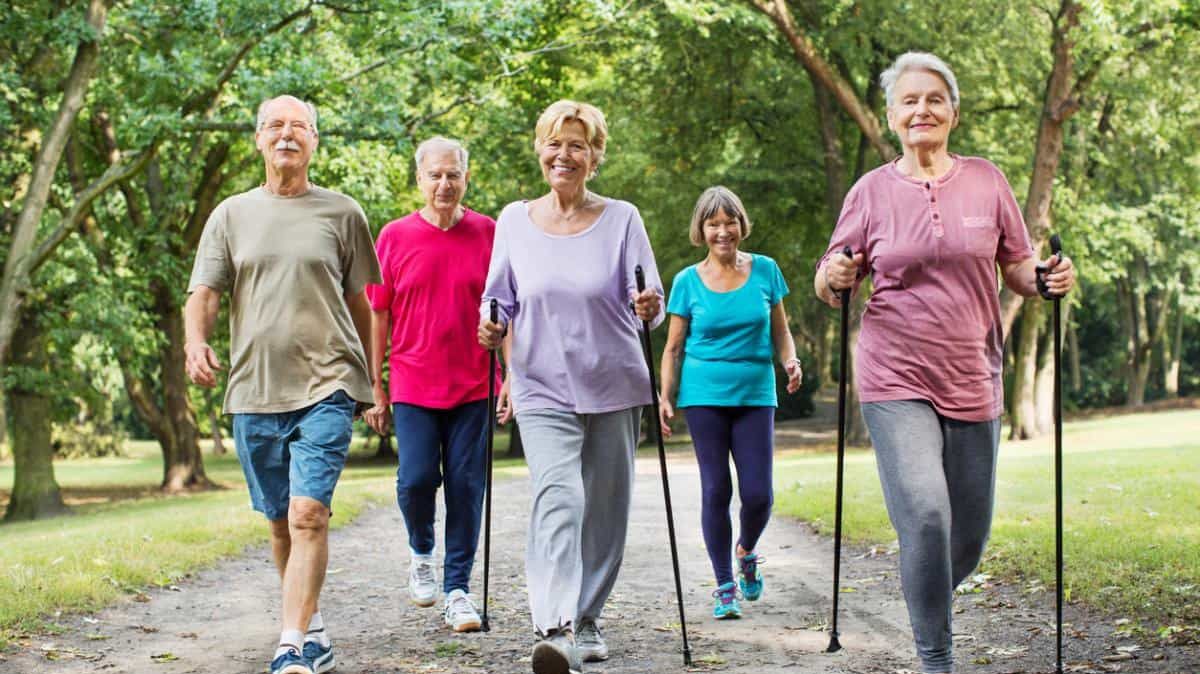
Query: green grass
0 434 525 645
775 409 1200 627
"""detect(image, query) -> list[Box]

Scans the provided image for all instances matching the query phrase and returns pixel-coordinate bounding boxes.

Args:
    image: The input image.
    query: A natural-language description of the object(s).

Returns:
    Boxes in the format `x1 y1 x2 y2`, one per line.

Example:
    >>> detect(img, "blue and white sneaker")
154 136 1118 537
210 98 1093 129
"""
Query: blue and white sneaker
712 582 742 619
270 647 313 674
303 639 336 673
738 552 764 601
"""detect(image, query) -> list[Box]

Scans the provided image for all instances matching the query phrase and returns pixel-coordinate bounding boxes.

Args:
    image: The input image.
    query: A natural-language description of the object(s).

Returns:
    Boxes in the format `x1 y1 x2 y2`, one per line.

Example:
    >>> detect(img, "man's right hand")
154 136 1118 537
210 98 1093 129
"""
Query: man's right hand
184 342 222 388
364 386 392 436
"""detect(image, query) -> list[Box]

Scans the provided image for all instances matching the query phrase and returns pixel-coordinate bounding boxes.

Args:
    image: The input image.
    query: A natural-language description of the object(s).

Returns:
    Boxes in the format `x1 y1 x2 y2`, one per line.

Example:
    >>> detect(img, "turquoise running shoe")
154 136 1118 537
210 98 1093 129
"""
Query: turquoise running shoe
738 552 764 601
712 582 742 619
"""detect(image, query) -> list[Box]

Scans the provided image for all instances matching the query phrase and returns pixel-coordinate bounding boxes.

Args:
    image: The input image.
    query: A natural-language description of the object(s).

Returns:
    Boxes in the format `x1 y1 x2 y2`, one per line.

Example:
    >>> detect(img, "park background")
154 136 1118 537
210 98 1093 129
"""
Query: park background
0 0 1197 664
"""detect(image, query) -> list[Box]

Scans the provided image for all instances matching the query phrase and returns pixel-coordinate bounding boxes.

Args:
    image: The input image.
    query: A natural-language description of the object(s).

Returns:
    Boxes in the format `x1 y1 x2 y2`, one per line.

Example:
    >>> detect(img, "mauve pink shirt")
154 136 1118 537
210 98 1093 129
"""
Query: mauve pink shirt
820 156 1034 422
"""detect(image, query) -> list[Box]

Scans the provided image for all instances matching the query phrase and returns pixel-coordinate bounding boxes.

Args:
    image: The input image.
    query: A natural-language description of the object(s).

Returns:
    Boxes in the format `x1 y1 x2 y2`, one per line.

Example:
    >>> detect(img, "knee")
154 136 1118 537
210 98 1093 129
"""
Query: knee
289 498 330 534
396 469 441 498
701 483 733 511
908 505 950 544
741 487 773 520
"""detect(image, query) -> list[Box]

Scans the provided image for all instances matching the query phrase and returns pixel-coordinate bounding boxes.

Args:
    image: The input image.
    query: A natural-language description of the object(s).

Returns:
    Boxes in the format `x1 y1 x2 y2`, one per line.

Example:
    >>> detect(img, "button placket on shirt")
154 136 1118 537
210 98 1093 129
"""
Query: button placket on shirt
925 181 945 238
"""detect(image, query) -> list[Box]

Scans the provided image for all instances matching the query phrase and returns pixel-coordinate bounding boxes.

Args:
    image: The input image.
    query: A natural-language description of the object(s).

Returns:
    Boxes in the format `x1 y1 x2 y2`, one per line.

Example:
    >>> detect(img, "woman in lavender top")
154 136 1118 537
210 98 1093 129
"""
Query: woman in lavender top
816 52 1076 674
477 100 664 674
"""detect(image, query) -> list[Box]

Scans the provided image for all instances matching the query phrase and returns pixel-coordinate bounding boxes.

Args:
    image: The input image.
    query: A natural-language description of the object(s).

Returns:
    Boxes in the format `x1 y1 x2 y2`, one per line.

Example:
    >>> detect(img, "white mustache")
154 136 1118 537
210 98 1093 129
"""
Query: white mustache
274 140 301 151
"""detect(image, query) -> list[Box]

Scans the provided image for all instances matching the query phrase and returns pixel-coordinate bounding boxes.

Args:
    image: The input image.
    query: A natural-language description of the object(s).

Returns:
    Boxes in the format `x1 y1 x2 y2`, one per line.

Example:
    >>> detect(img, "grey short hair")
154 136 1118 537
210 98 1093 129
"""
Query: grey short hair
414 136 469 172
689 186 752 247
880 52 960 110
256 95 319 133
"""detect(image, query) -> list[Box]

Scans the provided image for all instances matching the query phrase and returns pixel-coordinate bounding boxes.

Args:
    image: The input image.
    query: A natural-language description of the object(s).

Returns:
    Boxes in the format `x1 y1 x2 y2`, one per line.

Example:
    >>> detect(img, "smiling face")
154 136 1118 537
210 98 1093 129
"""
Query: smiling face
255 97 318 175
538 119 596 193
886 69 958 153
702 207 743 257
417 147 468 214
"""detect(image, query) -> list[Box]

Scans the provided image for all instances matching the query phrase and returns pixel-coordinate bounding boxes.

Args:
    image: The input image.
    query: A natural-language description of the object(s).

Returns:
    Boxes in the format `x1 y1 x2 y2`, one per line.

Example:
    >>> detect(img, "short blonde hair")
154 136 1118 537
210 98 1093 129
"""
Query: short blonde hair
689 186 752 247
533 100 608 175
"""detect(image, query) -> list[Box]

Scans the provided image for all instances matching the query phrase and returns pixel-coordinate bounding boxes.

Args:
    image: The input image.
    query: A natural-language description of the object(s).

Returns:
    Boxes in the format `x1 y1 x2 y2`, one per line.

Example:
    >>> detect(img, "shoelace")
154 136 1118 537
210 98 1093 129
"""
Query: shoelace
446 593 474 618
413 560 436 586
740 553 766 576
712 586 741 604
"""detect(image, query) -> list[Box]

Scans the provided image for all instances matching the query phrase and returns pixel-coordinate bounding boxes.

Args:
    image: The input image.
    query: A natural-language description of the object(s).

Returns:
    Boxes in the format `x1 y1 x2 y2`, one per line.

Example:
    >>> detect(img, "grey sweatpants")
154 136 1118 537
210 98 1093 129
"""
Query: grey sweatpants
516 406 640 634
862 400 1000 674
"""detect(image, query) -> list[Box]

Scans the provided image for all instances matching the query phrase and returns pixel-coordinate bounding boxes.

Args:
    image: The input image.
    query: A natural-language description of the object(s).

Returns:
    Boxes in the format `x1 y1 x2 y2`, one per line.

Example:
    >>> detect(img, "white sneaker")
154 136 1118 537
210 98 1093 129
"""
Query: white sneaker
443 589 482 633
408 554 438 607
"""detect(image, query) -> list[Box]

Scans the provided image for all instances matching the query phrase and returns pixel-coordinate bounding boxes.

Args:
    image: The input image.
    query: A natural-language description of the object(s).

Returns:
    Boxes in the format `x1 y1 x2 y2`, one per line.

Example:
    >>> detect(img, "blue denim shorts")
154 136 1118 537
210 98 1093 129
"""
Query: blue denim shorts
232 390 356 520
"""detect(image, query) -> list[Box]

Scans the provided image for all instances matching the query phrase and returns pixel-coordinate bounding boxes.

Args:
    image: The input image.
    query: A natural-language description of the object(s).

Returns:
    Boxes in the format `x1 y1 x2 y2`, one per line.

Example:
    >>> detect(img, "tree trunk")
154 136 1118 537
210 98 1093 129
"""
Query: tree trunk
1164 284 1182 398
1010 300 1043 440
0 0 111 374
156 283 213 492
1067 307 1081 393
0 386 8 457
507 421 524 459
4 317 67 521
1034 300 1069 435
209 407 227 455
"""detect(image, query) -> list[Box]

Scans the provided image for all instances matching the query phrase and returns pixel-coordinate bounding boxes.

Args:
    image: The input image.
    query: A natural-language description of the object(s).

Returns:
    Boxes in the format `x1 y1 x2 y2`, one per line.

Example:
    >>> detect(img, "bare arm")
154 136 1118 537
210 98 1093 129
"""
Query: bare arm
659 314 688 406
1000 257 1041 298
771 301 803 394
369 309 389 396
183 286 222 388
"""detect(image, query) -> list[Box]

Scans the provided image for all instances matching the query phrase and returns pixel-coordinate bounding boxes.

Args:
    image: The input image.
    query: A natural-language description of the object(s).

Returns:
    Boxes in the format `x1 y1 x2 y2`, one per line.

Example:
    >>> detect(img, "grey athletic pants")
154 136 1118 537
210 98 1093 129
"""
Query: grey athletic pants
516 406 640 634
861 400 1000 674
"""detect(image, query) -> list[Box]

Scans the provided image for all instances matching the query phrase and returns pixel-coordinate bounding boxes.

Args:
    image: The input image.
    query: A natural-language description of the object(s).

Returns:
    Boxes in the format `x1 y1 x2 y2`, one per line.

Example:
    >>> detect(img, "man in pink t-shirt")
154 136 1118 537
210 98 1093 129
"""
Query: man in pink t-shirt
363 137 497 634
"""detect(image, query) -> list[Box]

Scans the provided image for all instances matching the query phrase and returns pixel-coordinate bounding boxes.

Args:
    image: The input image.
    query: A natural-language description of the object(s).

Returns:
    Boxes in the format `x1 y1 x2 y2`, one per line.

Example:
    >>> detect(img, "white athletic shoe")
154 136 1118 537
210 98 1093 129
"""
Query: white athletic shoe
443 589 482 632
408 554 438 607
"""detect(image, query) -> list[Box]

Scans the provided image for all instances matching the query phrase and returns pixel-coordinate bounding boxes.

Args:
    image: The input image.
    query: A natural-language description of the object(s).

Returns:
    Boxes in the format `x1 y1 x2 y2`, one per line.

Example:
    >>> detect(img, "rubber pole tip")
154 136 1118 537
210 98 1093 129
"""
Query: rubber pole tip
825 635 842 653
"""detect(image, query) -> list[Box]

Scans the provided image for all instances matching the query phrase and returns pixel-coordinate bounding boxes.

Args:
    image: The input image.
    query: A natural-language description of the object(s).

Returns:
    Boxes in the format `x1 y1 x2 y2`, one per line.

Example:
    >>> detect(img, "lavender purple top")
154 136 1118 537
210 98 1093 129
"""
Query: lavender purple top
820 156 1034 422
481 198 665 414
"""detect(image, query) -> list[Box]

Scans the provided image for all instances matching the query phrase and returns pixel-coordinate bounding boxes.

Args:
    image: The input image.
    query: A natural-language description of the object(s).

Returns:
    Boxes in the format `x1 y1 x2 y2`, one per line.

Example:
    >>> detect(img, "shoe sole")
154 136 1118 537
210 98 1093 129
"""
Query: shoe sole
447 618 482 633
275 665 314 674
410 596 438 607
531 642 580 674
714 612 742 620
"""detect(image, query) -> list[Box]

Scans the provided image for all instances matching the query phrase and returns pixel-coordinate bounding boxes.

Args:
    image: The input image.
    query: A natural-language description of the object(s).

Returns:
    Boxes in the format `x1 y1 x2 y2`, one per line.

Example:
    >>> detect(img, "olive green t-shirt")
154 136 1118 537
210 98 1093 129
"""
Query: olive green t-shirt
188 186 381 414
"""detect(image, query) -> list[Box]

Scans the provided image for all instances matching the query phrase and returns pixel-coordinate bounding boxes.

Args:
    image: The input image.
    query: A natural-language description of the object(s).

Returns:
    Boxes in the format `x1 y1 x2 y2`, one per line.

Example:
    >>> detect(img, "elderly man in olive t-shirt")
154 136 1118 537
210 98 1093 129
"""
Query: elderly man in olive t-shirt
184 95 380 674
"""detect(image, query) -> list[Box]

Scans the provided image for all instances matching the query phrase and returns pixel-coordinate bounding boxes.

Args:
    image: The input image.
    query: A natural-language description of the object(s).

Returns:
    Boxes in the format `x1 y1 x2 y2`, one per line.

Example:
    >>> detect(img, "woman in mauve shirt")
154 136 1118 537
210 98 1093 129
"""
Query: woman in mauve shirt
815 52 1075 674
477 100 664 674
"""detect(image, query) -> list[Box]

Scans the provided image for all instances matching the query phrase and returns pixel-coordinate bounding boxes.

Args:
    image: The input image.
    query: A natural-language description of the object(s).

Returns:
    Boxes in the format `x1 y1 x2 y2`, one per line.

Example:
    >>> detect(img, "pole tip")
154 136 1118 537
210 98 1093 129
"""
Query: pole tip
481 619 491 633
825 635 842 653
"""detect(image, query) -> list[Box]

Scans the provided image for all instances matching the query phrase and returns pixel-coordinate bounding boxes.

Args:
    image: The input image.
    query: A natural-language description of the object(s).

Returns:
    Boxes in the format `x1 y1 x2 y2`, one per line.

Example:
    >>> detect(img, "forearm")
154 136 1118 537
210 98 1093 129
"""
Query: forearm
184 288 220 345
1001 257 1041 298
659 345 681 404
771 303 798 364
369 310 389 392
501 330 513 369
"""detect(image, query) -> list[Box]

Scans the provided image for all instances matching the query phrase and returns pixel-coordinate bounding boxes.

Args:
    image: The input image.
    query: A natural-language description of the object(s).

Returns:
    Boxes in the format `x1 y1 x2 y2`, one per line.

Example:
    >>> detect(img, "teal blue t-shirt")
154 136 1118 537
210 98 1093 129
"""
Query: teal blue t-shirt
667 254 789 408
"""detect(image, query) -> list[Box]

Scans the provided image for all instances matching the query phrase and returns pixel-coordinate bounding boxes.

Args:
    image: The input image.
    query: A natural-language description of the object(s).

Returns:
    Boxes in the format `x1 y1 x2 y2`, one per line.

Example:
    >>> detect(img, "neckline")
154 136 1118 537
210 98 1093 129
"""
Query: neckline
258 184 314 200
694 254 755 295
523 198 611 239
416 207 470 232
886 153 963 187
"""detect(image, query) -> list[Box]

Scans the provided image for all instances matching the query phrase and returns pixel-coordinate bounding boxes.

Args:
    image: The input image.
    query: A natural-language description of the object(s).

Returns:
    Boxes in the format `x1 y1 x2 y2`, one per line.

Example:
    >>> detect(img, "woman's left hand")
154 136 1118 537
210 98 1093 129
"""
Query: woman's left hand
1042 253 1076 296
632 288 661 322
784 359 802 394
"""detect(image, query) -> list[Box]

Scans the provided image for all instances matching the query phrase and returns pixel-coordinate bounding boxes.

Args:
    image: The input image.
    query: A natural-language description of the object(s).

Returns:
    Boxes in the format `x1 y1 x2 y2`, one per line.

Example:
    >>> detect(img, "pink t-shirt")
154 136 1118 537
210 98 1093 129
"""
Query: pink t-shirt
820 156 1034 422
368 208 500 408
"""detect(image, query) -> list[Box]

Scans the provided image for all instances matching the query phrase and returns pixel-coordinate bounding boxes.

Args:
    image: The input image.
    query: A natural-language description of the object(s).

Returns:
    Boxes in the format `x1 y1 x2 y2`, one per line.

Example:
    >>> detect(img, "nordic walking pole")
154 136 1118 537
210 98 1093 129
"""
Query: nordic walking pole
1037 235 1065 673
481 299 498 632
634 265 693 667
826 245 853 654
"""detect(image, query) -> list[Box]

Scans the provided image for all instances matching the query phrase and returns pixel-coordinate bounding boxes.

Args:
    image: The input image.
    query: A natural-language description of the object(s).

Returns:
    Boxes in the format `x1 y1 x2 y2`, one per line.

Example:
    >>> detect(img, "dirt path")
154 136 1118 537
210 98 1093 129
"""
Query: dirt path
4 450 1196 674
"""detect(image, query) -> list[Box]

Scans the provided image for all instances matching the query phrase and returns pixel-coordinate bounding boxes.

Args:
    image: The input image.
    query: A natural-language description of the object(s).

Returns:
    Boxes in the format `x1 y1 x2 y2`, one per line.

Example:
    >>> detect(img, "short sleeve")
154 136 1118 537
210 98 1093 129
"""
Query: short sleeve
666 268 693 319
991 165 1035 265
621 203 666 330
768 257 790 305
817 180 871 290
366 221 395 311
481 203 519 326
341 201 382 296
188 200 232 293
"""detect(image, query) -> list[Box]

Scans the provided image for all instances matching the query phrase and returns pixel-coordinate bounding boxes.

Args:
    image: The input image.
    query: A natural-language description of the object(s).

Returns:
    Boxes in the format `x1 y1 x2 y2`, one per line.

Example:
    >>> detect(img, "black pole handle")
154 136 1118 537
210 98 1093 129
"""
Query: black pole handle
1037 234 1065 300
490 298 498 325
635 265 646 293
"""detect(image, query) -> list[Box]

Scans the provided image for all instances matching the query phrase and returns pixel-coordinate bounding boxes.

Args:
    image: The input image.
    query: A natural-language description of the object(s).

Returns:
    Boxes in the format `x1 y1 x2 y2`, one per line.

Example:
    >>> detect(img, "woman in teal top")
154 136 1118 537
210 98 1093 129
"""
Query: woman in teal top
659 186 802 620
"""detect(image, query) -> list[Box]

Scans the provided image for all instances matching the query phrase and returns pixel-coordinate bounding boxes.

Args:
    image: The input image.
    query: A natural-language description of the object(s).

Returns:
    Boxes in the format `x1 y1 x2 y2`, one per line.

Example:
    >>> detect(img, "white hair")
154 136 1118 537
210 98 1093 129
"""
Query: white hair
414 136 469 172
880 52 960 110
255 95 319 133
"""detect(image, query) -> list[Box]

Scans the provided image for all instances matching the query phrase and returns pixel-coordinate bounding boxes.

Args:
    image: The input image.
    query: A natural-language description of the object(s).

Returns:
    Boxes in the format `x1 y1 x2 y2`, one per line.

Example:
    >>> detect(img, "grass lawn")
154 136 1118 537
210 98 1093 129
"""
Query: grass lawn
774 409 1200 629
0 432 524 646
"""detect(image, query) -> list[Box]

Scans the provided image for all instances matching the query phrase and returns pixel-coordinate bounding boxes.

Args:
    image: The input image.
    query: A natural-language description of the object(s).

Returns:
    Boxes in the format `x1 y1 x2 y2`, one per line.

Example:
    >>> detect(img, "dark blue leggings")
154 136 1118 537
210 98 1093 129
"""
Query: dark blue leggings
684 405 775 586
